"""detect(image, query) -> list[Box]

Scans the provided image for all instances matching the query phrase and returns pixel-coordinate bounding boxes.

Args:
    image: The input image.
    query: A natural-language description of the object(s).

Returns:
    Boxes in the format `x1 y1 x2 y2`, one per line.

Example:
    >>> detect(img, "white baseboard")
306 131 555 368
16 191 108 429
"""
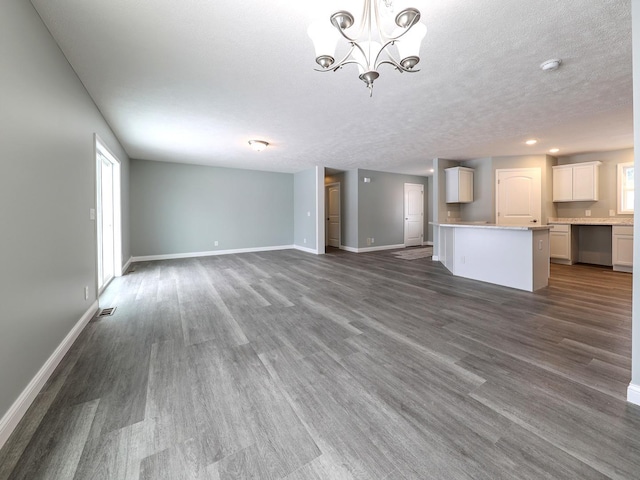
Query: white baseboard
132 245 295 262
0 301 99 451
338 244 405 253
628 383 640 406
121 256 133 275
423 241 434 246
293 245 320 255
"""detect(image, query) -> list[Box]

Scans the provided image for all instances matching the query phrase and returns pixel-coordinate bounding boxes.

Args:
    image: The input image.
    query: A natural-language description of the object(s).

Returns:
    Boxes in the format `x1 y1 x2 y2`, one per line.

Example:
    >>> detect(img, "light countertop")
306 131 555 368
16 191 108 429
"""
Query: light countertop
548 217 633 226
433 222 550 231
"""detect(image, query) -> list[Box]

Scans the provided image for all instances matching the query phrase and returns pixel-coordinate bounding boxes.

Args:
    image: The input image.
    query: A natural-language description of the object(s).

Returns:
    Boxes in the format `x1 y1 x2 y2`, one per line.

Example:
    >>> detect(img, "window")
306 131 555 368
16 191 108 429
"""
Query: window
617 162 634 214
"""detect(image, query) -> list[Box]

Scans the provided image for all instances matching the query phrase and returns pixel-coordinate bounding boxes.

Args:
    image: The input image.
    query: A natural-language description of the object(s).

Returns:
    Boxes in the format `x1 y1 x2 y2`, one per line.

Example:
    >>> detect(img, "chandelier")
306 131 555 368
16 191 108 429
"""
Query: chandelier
307 0 427 96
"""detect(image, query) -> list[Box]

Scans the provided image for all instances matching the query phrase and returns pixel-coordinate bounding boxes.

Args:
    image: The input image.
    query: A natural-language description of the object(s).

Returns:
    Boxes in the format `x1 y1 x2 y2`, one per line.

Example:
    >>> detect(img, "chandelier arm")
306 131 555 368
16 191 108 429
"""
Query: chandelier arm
333 23 359 43
313 59 368 73
333 44 363 70
351 41 376 70
385 22 419 42
373 0 391 43
376 59 421 73
332 0 371 43
377 5 421 43
372 39 396 67
360 0 372 40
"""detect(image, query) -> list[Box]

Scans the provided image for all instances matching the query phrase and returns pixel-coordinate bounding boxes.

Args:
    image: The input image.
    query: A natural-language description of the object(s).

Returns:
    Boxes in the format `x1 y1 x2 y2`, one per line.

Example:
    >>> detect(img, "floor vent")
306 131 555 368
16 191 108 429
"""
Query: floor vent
97 307 117 317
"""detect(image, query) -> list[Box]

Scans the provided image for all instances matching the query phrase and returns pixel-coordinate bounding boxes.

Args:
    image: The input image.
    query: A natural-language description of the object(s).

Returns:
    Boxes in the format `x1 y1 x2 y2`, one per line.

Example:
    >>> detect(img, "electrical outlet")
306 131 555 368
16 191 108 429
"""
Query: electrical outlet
367 237 371 246
609 209 616 216
214 241 218 247
538 239 543 250
84 286 89 300
304 238 307 244
307 211 311 217
585 210 591 217
89 208 96 221
461 256 465 264
447 211 451 217
371 238 374 244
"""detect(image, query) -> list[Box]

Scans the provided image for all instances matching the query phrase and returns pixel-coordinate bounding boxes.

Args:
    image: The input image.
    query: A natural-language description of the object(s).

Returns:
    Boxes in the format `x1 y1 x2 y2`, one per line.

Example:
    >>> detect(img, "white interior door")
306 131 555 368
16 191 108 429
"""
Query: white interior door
326 183 340 248
96 137 122 294
101 157 115 286
404 183 424 246
496 168 542 225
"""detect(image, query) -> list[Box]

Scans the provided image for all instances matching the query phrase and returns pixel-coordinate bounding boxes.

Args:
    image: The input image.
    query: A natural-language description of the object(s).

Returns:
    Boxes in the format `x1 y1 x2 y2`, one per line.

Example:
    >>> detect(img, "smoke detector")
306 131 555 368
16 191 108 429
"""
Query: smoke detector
540 59 562 72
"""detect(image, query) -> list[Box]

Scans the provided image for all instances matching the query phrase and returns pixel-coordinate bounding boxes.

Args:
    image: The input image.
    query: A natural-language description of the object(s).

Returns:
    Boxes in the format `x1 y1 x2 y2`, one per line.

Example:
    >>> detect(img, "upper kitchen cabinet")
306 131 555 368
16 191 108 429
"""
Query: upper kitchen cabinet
445 166 474 203
552 161 601 202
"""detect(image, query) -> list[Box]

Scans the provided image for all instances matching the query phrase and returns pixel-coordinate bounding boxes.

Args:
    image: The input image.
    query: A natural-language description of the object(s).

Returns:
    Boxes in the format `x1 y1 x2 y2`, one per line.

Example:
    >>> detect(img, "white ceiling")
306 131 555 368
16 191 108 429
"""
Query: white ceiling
31 0 632 175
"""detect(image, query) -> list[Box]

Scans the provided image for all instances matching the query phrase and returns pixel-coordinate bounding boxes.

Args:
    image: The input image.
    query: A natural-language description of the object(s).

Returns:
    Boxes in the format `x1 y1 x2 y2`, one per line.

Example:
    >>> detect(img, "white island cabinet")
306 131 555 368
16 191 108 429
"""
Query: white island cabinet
435 222 550 292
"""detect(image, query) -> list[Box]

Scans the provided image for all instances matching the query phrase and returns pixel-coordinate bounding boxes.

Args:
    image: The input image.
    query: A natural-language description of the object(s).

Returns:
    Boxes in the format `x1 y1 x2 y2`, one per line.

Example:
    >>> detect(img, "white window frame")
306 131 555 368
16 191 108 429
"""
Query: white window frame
617 162 634 214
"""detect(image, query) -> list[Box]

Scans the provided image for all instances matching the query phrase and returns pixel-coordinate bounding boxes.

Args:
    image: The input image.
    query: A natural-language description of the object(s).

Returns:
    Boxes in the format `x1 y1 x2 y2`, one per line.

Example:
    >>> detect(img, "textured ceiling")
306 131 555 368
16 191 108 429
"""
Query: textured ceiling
30 0 632 175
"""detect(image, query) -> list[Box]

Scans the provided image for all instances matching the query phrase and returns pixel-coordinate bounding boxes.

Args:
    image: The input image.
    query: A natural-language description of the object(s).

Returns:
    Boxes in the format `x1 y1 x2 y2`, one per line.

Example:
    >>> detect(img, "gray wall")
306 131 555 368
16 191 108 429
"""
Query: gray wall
631 0 639 392
0 0 130 423
427 176 434 242
294 168 317 250
556 148 634 219
459 157 493 222
342 170 360 248
357 169 429 249
130 160 293 256
434 158 462 223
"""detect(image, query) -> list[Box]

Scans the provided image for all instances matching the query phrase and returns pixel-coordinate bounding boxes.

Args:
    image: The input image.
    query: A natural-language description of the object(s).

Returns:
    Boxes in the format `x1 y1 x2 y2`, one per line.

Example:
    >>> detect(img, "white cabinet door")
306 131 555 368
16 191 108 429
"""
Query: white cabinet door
612 226 633 272
573 164 599 201
549 224 575 264
459 169 474 203
550 231 570 259
445 167 474 203
552 167 573 202
552 162 600 202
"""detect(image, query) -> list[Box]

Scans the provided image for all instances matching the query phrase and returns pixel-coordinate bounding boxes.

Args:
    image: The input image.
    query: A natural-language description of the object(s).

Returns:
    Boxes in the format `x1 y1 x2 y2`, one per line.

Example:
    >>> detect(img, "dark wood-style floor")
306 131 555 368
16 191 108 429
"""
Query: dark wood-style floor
1 248 639 479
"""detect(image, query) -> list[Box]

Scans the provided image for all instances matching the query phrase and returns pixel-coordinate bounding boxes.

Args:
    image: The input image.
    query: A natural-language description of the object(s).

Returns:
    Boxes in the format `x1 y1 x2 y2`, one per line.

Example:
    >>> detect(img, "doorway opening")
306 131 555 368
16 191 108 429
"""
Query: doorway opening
95 135 122 294
325 183 341 249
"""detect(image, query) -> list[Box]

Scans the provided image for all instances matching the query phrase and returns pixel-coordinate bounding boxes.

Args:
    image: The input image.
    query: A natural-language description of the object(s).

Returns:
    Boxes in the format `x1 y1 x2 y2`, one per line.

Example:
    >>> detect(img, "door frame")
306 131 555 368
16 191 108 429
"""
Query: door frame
404 183 424 247
95 134 122 296
495 167 542 225
325 182 341 248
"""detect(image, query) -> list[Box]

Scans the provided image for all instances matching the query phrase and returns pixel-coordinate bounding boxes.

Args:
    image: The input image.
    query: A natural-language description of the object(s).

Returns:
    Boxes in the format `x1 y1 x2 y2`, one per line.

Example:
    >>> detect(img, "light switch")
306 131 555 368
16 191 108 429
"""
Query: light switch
89 208 96 220
307 211 311 217
585 210 591 217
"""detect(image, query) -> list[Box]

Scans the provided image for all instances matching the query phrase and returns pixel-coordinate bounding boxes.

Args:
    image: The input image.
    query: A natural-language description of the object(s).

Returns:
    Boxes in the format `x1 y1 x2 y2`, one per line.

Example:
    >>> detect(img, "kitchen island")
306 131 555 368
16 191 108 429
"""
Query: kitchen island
434 222 551 292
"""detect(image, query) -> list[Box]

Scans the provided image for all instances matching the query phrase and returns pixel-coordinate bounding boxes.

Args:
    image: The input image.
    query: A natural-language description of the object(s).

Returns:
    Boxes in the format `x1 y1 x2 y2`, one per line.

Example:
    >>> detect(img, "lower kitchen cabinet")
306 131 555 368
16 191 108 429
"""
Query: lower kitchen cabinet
612 226 633 272
549 224 578 265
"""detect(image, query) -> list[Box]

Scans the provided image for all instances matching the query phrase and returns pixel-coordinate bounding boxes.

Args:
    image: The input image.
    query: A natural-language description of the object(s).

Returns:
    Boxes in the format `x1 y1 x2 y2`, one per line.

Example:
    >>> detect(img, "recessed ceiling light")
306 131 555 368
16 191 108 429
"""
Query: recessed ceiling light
248 140 269 152
549 148 560 154
525 139 537 145
540 59 562 72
